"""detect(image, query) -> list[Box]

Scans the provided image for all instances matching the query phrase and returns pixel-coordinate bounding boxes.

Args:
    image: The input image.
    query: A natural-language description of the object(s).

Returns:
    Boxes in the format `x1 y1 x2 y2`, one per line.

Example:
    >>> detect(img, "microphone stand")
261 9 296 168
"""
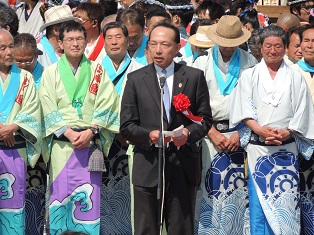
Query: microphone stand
157 75 166 235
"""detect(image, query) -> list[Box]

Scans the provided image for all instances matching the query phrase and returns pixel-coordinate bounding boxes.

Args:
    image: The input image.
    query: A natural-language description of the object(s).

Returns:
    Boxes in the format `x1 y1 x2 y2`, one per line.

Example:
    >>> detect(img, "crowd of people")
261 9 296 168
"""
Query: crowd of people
0 0 314 234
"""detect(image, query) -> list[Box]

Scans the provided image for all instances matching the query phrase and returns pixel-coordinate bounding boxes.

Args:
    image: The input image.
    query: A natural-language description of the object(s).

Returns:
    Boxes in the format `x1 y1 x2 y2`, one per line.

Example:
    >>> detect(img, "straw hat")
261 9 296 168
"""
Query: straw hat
188 26 215 48
206 15 251 47
39 5 79 32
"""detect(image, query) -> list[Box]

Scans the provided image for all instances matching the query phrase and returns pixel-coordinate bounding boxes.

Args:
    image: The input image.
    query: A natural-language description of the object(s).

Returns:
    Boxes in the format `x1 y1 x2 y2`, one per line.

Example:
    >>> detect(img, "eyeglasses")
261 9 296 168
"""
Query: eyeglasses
63 37 85 44
301 5 314 11
14 57 35 65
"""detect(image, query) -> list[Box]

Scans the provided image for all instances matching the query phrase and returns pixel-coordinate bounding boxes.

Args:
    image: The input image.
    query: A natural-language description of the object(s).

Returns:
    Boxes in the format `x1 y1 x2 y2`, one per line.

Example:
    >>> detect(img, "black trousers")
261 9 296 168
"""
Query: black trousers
133 151 196 235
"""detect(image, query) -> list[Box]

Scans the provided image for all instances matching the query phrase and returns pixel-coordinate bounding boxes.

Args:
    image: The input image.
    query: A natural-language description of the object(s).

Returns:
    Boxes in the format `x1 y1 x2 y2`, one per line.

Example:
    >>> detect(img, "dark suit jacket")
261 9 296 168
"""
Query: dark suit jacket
120 63 212 187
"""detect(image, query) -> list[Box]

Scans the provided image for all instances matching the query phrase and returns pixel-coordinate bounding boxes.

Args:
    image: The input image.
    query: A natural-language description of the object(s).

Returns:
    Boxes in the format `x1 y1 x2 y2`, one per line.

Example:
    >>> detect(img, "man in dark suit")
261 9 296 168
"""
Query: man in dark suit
120 22 212 235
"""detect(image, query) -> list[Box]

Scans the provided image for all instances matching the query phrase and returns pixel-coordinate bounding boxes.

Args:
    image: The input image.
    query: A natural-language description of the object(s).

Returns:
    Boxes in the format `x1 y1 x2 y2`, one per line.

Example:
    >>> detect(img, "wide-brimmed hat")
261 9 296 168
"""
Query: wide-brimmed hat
206 15 251 47
188 26 215 48
39 5 79 32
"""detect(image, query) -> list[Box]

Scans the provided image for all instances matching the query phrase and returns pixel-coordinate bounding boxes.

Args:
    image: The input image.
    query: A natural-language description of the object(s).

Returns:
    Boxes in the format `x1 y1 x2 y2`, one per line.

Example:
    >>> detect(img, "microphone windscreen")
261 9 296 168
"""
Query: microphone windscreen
159 75 166 88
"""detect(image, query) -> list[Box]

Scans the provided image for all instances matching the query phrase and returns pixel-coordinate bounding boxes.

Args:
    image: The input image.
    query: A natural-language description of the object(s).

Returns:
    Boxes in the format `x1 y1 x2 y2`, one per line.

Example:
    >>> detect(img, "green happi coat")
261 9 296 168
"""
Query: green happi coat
39 57 120 165
0 65 41 235
0 67 41 166
39 56 120 235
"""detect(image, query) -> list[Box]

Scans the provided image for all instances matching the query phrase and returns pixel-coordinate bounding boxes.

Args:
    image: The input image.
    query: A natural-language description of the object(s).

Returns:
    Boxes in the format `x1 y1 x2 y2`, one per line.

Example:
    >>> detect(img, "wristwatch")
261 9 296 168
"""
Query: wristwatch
88 127 99 135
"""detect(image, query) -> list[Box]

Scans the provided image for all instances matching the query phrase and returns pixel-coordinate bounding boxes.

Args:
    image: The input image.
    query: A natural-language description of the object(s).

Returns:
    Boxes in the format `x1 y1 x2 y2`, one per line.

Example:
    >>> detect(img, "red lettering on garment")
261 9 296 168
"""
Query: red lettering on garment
89 64 103 95
15 76 30 105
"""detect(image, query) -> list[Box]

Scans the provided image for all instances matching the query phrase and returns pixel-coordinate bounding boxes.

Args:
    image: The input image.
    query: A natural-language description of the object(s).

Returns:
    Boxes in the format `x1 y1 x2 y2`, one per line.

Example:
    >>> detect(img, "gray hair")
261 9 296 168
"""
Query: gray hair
259 24 287 47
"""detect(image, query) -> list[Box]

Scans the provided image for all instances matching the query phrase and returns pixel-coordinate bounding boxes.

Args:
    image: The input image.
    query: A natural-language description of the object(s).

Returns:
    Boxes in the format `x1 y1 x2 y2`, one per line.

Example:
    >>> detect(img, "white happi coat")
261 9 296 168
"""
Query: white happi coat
229 59 314 235
16 1 44 38
193 47 257 121
192 47 257 234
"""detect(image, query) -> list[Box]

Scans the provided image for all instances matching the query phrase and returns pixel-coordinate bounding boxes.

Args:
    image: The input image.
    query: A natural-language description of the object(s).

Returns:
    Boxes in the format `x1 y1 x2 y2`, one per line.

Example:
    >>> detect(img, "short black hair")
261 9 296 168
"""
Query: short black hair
287 26 303 46
146 9 171 28
239 8 260 30
229 0 251 15
103 21 128 38
289 1 313 15
300 23 314 41
59 21 87 41
190 19 213 36
149 21 180 44
196 1 225 21
163 0 194 28
75 2 105 32
116 9 145 30
0 6 19 37
99 0 118 16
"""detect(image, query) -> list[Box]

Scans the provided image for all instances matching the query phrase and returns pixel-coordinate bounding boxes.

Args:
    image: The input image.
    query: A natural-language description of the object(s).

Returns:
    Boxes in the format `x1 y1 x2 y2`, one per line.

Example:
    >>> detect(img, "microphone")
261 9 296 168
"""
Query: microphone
159 75 166 89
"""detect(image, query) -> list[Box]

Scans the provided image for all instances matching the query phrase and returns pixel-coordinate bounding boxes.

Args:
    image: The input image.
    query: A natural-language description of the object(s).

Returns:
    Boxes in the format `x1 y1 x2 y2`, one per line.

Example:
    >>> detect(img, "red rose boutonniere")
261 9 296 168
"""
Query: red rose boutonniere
172 93 203 125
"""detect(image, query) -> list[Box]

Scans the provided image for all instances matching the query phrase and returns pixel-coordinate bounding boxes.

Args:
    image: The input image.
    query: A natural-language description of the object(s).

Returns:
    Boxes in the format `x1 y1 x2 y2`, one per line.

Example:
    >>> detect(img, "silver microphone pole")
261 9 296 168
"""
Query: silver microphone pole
157 75 166 235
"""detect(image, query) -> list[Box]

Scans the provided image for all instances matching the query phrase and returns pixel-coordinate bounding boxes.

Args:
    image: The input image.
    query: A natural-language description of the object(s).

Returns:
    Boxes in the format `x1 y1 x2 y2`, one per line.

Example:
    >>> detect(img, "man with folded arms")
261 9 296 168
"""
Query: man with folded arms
230 25 314 235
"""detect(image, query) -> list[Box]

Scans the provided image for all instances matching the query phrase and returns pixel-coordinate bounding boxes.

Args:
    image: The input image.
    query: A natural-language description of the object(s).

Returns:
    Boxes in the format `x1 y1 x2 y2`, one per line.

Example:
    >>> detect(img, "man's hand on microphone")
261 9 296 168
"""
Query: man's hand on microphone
172 128 190 147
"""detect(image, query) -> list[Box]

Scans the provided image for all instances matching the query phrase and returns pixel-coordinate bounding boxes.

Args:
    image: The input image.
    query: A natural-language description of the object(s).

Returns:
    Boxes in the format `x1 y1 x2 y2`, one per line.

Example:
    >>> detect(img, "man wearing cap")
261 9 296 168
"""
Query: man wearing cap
289 0 314 24
37 5 79 68
193 15 257 234
230 24 314 235
39 21 120 234
0 28 42 235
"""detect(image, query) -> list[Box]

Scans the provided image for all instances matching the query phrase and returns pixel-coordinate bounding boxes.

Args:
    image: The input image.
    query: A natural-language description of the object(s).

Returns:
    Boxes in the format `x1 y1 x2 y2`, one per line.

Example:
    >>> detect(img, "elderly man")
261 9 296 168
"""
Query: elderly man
0 29 41 234
120 22 212 235
230 25 314 235
39 21 120 234
291 24 314 234
192 15 257 234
